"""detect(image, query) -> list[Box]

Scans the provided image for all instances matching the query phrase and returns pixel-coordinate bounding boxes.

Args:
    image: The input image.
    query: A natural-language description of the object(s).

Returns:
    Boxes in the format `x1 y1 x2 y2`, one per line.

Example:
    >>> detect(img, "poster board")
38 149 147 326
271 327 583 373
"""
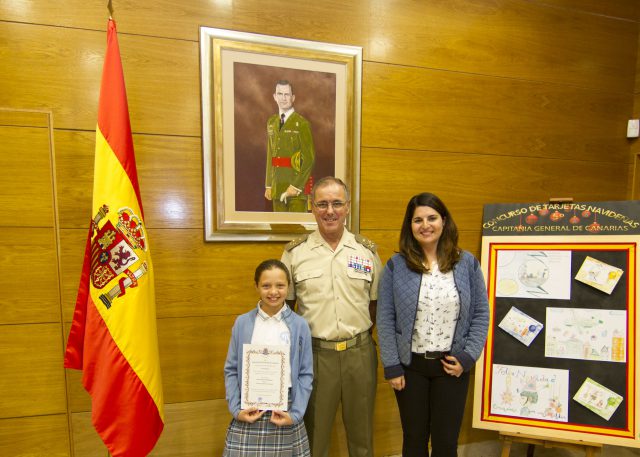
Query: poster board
473 200 640 447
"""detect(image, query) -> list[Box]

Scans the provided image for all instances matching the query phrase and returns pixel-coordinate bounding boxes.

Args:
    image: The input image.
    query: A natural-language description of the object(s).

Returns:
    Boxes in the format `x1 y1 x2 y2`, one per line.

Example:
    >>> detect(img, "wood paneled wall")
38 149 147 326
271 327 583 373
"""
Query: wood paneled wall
1 1 638 455
631 13 640 199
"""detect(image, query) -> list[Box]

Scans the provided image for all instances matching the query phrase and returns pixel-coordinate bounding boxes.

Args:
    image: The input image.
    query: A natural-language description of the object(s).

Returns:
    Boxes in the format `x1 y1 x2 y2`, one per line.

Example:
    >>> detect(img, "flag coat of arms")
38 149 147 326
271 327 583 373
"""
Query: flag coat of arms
64 19 164 457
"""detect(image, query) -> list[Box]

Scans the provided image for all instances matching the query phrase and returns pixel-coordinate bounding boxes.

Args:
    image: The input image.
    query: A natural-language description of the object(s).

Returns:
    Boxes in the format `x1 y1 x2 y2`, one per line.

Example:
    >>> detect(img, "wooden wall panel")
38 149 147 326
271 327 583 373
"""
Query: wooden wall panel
552 0 639 20
0 414 70 457
58 229 85 323
362 62 631 162
630 158 638 200
636 24 640 94
371 383 404 455
0 228 60 324
0 324 66 418
0 109 49 127
66 369 92 413
150 399 229 456
1 1 636 91
71 412 108 457
0 22 199 135
367 0 637 90
4 0 638 43
628 15 639 201
0 1 371 49
53 130 94 229
0 125 53 226
360 148 628 231
54 130 202 229
157 315 235 403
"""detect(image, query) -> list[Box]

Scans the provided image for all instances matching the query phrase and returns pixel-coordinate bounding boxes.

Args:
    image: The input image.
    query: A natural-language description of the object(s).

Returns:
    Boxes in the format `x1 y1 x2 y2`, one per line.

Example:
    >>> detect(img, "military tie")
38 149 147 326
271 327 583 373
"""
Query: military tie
280 113 285 129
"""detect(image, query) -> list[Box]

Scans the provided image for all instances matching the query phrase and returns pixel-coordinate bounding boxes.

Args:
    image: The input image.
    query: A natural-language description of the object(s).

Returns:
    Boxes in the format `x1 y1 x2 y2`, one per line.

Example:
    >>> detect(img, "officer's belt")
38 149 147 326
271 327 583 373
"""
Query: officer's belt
312 331 367 352
272 157 292 167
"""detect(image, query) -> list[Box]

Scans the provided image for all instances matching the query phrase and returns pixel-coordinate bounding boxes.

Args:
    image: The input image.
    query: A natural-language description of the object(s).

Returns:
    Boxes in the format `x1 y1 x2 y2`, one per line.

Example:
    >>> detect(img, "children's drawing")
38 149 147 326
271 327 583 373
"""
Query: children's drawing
575 256 624 295
498 306 544 346
496 250 572 300
545 308 626 363
573 377 623 421
490 364 569 422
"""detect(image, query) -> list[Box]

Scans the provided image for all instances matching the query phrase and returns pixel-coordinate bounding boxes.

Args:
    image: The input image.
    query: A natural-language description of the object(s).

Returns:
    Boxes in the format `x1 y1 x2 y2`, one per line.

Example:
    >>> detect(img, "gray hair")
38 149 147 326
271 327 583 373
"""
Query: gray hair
311 176 350 201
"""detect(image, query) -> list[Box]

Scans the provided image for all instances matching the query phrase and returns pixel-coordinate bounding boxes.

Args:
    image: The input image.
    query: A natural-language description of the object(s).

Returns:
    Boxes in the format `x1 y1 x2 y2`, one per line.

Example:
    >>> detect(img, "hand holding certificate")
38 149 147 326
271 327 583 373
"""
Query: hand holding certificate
241 344 290 411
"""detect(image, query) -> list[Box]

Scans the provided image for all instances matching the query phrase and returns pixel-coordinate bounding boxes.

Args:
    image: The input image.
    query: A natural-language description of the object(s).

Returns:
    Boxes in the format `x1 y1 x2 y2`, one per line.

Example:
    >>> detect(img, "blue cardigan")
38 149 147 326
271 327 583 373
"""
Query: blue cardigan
224 306 313 423
377 251 489 379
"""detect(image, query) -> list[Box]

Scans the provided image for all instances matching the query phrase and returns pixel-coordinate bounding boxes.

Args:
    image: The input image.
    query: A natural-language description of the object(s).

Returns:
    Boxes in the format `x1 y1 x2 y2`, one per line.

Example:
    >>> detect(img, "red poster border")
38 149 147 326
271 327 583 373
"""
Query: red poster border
479 242 636 440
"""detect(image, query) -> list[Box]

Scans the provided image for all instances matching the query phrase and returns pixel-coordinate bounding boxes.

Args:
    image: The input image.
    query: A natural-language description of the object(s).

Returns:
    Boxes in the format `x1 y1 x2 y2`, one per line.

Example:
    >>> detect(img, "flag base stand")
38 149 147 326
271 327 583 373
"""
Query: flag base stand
499 432 602 457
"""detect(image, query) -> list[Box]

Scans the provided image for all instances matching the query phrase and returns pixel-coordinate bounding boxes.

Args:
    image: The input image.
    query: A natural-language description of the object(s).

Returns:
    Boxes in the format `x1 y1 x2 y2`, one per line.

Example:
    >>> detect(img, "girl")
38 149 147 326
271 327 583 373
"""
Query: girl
223 259 313 457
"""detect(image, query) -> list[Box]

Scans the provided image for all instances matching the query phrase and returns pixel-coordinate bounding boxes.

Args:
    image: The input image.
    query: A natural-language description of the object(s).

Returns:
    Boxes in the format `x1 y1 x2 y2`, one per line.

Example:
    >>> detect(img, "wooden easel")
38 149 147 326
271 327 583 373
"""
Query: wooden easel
499 432 602 457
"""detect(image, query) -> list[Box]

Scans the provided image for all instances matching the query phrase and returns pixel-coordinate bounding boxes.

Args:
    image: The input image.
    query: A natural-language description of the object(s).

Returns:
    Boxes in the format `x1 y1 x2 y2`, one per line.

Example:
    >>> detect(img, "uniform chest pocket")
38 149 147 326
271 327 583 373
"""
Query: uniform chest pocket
295 269 323 283
294 269 324 295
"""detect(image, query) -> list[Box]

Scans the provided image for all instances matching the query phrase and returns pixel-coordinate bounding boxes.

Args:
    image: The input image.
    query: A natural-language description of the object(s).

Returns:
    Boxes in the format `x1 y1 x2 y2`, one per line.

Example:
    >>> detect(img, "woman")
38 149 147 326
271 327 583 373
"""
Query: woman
223 259 313 457
377 193 489 457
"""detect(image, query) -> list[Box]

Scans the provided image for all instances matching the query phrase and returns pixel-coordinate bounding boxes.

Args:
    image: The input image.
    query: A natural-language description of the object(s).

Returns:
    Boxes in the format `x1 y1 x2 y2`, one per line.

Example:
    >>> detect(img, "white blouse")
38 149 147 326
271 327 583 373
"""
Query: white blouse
411 262 460 353
251 302 292 387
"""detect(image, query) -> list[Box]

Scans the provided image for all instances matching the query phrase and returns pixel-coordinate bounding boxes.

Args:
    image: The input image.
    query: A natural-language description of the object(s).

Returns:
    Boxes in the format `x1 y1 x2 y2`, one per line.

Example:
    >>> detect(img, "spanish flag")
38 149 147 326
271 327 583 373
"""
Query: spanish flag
64 19 164 456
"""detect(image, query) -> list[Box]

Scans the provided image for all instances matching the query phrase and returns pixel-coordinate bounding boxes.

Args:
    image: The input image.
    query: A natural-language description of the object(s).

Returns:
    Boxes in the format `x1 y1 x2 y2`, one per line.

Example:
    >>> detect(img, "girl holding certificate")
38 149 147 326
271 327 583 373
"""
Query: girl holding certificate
377 193 489 457
223 259 313 457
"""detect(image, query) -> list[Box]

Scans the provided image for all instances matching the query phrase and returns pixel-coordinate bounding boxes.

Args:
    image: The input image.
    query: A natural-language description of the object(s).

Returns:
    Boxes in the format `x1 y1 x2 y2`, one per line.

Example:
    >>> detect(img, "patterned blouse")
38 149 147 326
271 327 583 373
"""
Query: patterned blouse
411 262 461 353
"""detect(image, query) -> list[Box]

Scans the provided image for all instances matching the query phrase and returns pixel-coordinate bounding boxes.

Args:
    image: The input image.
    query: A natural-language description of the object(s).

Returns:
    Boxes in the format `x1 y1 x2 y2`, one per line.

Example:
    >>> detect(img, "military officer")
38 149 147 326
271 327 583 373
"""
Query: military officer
281 176 382 457
265 80 315 212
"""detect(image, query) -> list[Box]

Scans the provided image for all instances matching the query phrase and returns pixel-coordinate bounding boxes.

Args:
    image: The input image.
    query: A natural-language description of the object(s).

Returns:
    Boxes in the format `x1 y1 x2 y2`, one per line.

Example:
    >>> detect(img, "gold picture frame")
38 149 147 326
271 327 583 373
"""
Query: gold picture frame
200 27 362 241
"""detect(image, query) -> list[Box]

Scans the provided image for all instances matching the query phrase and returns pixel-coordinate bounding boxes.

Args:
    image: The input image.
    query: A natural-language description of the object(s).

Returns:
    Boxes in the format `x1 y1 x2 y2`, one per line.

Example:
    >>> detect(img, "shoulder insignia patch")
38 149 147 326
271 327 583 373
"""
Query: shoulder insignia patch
355 234 377 253
285 234 309 251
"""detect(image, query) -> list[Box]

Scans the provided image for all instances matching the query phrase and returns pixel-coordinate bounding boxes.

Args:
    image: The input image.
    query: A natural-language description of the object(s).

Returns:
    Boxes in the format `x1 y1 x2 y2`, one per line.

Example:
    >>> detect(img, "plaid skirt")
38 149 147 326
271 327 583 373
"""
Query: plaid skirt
223 411 310 457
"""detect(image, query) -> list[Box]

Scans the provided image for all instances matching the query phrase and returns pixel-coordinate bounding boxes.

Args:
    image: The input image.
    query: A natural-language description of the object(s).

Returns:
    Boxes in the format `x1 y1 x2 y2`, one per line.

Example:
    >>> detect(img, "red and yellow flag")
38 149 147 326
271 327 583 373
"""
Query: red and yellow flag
64 19 164 457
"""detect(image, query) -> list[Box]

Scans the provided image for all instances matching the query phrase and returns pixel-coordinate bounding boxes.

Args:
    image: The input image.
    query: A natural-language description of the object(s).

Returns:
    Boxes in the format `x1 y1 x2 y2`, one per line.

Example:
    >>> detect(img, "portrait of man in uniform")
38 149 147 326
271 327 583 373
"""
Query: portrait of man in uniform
200 27 363 240
231 63 336 214
264 80 315 212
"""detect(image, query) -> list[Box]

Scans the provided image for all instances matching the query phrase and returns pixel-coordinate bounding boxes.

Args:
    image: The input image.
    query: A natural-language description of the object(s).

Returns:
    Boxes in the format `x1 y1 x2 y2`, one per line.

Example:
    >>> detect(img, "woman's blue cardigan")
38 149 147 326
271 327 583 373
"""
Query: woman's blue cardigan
377 251 489 379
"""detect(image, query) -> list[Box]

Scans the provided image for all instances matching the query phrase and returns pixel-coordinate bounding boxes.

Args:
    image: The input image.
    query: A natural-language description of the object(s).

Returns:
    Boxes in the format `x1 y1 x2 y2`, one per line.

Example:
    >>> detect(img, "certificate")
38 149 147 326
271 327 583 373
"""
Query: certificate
241 344 290 411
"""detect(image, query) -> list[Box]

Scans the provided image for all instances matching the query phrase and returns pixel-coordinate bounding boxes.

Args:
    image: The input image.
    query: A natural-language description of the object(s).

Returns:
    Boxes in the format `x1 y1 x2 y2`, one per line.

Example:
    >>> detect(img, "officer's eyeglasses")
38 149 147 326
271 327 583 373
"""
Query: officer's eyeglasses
313 200 348 210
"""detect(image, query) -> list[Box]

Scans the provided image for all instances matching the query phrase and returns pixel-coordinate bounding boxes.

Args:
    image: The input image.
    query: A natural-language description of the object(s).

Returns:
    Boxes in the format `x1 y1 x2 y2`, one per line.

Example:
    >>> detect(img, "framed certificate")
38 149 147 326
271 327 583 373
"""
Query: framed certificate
241 344 290 411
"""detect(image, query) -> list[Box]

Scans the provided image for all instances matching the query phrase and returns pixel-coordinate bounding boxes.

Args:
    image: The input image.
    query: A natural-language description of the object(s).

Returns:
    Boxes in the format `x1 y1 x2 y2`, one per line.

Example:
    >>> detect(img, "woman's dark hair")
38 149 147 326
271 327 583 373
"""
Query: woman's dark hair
399 193 460 273
254 259 292 285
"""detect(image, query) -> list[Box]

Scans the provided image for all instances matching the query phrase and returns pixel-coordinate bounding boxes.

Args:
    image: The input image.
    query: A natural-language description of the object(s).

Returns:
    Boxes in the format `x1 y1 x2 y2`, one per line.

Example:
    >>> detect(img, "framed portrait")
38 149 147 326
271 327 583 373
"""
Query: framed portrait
200 27 362 241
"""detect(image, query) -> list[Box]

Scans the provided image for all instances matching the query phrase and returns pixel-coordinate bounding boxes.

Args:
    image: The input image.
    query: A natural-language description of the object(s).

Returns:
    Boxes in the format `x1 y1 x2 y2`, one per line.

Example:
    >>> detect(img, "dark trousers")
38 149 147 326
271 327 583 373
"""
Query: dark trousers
394 355 470 457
